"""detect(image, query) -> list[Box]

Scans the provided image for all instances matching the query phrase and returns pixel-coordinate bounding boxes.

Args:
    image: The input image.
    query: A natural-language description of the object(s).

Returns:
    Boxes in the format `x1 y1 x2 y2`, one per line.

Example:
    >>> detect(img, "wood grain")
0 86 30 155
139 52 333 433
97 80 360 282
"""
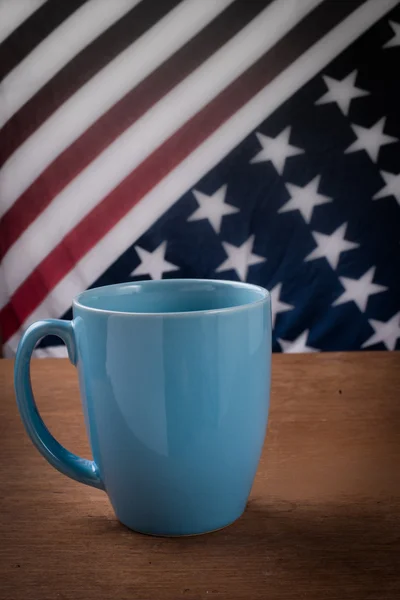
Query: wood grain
0 353 399 600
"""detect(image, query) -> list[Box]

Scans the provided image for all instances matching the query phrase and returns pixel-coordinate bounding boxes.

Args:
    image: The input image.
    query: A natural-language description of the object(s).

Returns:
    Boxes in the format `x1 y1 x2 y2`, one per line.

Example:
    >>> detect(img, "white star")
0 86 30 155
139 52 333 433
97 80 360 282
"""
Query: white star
305 223 359 270
216 235 266 281
333 267 388 312
373 170 400 206
315 70 369 115
345 118 398 162
188 185 239 234
279 175 333 224
278 330 318 353
250 127 304 175
270 283 294 327
384 21 400 48
131 241 179 280
362 311 400 351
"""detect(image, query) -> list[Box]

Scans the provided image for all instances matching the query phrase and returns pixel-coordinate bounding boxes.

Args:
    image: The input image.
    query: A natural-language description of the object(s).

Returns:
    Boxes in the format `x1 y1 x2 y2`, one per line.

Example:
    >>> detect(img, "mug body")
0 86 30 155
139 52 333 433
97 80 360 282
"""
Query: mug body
73 279 271 536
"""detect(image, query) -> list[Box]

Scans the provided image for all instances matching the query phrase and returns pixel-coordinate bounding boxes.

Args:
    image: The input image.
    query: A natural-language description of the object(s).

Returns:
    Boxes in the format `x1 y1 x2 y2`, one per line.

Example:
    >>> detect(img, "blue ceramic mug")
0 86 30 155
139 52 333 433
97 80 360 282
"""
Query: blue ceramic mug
14 279 271 536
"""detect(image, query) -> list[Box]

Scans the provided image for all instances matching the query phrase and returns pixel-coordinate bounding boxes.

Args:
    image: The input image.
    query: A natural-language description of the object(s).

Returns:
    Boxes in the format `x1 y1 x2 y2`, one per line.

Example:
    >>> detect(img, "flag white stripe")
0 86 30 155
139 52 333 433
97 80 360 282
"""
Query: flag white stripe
33 346 69 359
0 0 46 45
0 0 233 218
3 344 69 359
4 0 396 358
0 0 141 128
1 0 322 308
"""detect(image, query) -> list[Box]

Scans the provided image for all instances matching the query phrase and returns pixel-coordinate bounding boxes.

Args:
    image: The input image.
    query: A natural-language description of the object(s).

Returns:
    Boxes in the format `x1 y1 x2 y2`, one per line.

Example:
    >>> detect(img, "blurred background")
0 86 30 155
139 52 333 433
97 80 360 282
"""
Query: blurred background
0 0 399 358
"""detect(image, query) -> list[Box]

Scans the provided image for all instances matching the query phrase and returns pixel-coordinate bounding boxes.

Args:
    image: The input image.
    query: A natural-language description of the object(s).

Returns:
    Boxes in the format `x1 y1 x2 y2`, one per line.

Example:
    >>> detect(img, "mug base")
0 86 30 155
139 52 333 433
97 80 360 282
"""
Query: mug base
117 511 244 538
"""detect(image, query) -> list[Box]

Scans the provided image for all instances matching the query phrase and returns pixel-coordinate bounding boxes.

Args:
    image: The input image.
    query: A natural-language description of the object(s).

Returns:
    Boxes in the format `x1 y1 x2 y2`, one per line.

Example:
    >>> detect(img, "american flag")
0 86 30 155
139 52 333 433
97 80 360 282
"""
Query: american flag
0 0 399 358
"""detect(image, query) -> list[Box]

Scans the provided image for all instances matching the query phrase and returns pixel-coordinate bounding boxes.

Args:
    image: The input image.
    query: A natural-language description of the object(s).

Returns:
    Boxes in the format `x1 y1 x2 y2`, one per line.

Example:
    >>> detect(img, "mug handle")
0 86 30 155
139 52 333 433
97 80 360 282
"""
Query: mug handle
14 319 104 490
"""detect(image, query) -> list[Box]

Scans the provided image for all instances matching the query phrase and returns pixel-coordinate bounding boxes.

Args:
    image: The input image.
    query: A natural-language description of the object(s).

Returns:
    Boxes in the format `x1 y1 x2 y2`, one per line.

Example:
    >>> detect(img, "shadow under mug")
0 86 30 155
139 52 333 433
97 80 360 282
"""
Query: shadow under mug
14 279 271 536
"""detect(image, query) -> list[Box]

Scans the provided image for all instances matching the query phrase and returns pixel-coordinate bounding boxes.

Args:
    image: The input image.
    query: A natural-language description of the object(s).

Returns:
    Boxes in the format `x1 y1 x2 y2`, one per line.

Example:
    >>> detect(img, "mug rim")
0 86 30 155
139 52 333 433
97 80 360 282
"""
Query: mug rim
73 278 270 318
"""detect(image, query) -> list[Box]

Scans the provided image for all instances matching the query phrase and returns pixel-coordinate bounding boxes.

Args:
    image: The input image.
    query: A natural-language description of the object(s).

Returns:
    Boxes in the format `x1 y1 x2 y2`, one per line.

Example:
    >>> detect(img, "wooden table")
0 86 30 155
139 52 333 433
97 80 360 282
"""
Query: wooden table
0 353 399 600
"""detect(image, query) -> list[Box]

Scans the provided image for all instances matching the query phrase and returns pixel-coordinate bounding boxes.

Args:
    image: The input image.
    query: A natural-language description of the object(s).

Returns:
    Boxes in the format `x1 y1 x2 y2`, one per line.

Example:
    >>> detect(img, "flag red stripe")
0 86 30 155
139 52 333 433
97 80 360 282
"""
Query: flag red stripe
0 0 366 342
0 0 182 166
0 0 271 261
0 0 86 81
